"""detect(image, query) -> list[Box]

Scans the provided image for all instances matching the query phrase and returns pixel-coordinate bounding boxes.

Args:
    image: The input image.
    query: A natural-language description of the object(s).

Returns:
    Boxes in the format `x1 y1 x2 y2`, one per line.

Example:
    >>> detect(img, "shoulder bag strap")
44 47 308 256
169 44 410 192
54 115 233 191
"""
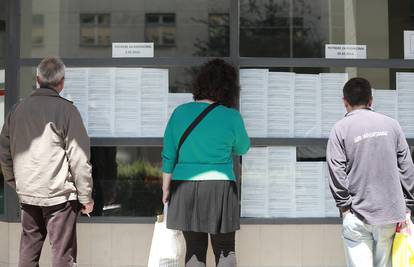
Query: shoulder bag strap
175 102 220 163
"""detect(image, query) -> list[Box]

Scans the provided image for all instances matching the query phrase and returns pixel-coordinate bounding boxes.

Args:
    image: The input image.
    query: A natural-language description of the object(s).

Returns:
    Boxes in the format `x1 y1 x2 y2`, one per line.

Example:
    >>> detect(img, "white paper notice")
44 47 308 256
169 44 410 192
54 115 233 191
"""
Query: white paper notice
267 72 295 137
168 93 193 118
294 162 324 217
112 42 154 58
325 44 367 59
372 89 397 119
61 68 89 127
240 69 268 137
114 68 141 137
294 74 321 137
404 31 414 59
397 72 414 137
88 68 115 137
140 69 169 137
320 73 348 137
241 147 268 217
267 147 296 217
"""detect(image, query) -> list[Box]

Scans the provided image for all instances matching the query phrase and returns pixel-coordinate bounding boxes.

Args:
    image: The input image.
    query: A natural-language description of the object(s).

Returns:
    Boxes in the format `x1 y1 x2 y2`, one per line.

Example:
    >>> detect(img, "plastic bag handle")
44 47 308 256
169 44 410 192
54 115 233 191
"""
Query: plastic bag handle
163 203 168 217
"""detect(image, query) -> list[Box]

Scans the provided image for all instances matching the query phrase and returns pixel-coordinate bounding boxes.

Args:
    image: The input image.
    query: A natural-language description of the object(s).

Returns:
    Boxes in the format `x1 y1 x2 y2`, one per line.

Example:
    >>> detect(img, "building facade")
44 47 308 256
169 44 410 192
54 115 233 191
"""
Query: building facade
1 0 414 266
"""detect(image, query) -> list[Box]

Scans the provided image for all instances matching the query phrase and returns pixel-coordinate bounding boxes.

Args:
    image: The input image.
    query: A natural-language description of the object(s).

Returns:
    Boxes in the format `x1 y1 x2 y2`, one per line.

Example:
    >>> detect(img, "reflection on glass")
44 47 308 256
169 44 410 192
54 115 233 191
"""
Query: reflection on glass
80 14 111 47
297 146 326 161
240 0 324 57
91 147 163 217
240 0 414 58
145 14 176 47
20 0 230 58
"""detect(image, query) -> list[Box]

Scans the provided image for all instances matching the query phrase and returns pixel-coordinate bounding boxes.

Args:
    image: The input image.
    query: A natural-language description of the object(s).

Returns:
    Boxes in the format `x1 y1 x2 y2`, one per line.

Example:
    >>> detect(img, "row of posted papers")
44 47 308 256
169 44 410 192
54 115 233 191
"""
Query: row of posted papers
240 70 414 138
62 68 192 137
63 68 414 138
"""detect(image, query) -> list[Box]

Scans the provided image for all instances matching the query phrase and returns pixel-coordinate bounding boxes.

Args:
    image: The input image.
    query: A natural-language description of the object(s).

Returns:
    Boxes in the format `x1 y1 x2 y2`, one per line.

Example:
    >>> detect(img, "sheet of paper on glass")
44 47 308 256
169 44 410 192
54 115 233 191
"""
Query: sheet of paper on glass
267 147 296 217
372 89 397 119
241 147 269 217
62 68 89 127
114 68 141 137
320 73 348 137
140 69 169 137
397 72 414 138
239 69 268 137
168 93 193 118
404 31 414 59
88 68 115 137
267 72 295 137
294 74 322 137
294 162 324 217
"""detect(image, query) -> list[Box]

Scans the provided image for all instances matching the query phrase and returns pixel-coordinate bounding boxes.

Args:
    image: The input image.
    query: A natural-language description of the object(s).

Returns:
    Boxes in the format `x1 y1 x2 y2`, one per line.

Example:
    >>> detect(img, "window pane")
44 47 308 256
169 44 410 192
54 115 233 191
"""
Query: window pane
21 0 230 57
240 0 414 58
90 146 163 217
240 67 414 138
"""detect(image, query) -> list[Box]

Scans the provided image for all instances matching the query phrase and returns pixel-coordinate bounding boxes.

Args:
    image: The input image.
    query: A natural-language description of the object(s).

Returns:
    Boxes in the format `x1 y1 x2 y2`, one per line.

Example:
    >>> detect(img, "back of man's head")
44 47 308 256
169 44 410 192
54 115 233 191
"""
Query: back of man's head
37 57 65 89
343 77 372 107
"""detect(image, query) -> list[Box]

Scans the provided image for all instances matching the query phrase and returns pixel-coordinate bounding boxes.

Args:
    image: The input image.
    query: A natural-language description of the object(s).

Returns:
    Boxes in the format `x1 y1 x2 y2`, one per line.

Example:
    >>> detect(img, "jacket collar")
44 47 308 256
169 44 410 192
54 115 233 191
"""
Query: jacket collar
31 87 61 97
345 107 372 117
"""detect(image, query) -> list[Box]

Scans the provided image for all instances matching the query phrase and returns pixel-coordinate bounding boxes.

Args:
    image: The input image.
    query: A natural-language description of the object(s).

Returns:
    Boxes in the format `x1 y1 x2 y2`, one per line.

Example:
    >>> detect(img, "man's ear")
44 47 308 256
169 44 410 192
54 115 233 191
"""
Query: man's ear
343 97 350 109
367 96 373 108
36 76 42 88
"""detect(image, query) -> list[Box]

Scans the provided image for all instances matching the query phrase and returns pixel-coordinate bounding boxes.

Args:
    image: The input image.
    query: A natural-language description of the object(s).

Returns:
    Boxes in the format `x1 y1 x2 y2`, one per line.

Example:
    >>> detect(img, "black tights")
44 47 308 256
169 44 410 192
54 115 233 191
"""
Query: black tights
182 231 236 267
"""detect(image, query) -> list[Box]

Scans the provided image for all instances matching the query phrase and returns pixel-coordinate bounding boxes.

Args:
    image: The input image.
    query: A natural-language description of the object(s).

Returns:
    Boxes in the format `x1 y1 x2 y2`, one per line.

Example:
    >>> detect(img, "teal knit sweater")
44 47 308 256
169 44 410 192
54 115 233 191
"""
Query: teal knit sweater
162 102 250 181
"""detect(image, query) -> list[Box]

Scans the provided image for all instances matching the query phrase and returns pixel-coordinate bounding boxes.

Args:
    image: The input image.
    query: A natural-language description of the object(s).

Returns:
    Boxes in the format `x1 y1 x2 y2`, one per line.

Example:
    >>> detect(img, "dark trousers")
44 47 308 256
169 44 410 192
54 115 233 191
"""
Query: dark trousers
19 201 78 267
183 231 236 267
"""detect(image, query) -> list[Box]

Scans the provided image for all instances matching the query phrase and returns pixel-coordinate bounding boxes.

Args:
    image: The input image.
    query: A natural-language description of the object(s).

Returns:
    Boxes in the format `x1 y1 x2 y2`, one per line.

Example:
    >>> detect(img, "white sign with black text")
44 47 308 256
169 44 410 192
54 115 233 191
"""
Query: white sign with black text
112 42 154 58
325 44 367 59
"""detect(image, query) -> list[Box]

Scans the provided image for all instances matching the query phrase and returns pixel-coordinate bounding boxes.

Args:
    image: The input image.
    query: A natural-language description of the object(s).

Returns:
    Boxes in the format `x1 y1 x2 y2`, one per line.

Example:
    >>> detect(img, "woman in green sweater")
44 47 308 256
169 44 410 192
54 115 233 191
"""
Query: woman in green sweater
162 59 250 267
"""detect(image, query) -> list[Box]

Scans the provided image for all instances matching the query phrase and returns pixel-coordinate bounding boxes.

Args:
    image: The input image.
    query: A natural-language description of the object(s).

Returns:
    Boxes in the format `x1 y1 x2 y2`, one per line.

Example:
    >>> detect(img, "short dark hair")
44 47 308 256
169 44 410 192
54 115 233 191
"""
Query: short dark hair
192 59 239 108
343 77 372 106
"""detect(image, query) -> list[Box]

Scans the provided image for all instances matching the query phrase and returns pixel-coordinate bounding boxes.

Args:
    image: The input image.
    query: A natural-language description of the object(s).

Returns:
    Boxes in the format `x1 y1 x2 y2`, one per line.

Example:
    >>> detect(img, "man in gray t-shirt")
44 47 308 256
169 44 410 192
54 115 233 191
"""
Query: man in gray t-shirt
327 77 414 267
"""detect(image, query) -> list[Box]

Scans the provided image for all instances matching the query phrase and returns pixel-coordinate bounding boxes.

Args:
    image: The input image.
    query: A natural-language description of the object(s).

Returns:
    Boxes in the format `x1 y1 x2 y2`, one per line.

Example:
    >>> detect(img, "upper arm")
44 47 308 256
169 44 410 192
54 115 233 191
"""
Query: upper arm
232 111 250 155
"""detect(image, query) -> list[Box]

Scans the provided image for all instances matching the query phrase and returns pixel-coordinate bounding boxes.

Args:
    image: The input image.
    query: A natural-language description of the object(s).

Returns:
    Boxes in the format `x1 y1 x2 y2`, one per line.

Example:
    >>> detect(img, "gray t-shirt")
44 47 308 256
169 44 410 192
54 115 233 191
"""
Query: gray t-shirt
327 108 414 225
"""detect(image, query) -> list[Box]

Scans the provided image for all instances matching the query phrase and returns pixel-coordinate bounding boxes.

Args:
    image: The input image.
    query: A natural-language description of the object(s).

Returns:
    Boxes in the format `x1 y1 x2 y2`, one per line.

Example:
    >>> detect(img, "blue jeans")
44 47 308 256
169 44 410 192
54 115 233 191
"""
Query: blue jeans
342 212 396 267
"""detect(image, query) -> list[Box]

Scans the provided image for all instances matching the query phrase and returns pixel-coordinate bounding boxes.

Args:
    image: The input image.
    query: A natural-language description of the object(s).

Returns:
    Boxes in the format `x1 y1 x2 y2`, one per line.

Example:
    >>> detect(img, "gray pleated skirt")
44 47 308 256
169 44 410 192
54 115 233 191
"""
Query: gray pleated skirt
166 180 240 234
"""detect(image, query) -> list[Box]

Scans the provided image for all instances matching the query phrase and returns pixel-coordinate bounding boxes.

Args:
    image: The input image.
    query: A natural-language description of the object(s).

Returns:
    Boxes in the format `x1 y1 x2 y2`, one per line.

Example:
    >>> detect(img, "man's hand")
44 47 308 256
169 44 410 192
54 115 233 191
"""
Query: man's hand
340 206 351 217
399 211 412 234
80 201 94 215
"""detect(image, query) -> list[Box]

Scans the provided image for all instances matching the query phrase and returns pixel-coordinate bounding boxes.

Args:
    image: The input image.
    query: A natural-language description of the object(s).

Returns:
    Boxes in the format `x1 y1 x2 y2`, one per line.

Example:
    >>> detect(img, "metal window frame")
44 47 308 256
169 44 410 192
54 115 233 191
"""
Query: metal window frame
3 0 414 224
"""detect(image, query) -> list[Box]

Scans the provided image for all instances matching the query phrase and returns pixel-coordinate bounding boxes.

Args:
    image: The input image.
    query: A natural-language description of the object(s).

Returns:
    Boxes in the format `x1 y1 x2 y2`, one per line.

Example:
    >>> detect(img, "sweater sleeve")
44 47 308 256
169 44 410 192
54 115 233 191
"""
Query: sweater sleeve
232 111 250 156
327 126 352 208
395 123 414 210
162 111 177 173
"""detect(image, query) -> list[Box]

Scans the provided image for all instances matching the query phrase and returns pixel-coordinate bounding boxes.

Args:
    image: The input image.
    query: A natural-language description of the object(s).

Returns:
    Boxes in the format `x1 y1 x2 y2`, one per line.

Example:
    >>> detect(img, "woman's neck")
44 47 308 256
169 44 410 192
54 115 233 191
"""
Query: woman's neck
195 99 215 104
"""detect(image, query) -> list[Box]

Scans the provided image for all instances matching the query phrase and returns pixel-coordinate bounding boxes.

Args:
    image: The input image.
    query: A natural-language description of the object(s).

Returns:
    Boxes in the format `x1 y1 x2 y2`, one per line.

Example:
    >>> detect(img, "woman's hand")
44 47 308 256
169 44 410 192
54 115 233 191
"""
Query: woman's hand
162 186 170 204
162 172 172 204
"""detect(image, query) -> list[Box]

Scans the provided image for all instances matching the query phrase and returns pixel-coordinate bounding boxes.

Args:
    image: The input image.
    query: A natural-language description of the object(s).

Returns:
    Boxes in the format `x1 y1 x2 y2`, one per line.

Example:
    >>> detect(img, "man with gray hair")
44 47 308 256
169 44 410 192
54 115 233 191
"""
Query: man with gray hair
0 57 94 266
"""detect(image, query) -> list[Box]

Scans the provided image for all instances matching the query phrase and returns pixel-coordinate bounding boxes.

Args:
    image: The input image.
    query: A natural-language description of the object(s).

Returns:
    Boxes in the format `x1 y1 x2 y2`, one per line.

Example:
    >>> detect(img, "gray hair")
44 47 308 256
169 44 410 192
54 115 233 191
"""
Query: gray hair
37 57 65 87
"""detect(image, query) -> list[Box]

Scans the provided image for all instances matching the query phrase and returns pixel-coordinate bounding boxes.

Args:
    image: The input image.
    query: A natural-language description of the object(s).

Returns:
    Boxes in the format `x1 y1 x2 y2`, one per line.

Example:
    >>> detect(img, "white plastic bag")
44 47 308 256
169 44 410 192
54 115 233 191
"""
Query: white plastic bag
148 204 185 267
